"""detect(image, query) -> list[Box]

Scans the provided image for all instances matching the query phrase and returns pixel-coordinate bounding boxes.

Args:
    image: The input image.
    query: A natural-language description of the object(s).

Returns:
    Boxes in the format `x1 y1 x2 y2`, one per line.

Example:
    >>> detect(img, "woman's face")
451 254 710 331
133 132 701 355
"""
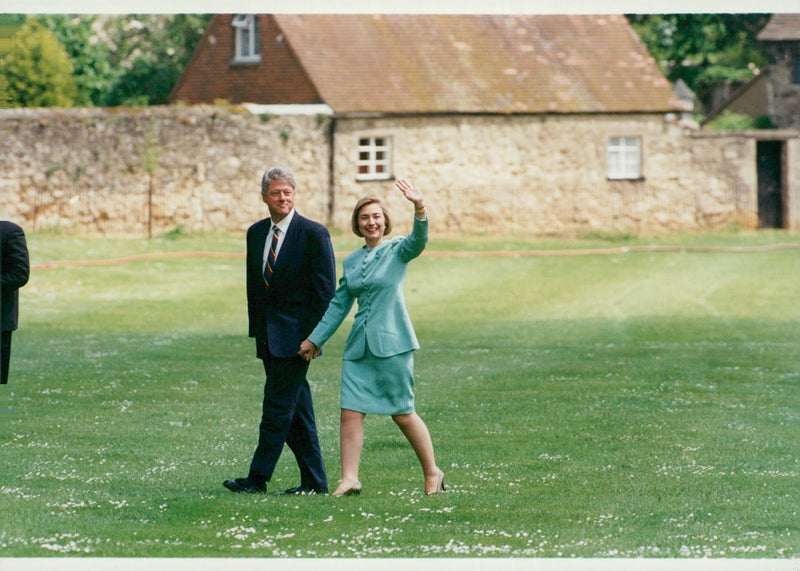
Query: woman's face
358 203 386 246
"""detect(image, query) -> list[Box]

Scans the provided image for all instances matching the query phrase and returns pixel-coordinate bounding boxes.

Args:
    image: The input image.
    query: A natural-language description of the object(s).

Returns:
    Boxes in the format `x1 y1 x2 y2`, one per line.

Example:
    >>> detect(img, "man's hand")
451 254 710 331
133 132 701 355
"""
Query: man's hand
298 339 321 361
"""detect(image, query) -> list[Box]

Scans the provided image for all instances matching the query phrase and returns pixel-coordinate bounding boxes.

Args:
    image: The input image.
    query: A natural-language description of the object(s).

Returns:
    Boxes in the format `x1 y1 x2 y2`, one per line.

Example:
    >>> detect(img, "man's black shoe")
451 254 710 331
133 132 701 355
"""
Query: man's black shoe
223 477 267 494
274 485 329 495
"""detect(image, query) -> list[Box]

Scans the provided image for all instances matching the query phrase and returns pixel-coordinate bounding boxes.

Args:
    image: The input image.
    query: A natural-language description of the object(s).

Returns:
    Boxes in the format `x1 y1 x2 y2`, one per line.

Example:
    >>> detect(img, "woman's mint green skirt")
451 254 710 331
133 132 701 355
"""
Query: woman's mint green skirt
341 348 415 415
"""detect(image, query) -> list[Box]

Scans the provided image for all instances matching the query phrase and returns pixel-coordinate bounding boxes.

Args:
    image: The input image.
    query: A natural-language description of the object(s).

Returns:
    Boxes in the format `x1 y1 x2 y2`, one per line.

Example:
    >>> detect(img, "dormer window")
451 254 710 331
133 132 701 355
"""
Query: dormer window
232 15 261 64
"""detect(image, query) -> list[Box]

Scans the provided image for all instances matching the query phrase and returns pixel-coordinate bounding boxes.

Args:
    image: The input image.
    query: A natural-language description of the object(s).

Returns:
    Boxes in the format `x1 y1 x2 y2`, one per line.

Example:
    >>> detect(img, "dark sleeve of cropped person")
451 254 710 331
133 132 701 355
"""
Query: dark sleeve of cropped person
1 221 30 384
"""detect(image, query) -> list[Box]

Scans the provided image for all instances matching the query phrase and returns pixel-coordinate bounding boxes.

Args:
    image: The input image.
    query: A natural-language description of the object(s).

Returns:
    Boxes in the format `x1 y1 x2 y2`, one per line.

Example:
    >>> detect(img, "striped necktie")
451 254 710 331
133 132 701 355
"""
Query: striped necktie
263 226 280 288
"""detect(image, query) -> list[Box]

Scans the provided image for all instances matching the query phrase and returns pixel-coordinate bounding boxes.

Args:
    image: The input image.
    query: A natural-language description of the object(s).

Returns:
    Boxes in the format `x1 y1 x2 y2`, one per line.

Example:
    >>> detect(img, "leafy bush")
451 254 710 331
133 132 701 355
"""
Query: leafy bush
0 18 77 107
706 110 758 131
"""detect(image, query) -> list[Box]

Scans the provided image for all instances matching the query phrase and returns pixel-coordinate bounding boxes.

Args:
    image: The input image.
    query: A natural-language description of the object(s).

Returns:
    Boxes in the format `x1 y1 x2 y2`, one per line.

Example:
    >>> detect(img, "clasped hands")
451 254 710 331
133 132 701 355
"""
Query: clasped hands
298 339 320 361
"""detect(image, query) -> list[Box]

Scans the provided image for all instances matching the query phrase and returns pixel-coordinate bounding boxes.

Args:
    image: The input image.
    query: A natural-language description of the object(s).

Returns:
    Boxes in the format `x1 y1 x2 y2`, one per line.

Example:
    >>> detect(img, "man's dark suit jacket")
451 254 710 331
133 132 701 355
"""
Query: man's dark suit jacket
1 221 30 333
246 213 336 360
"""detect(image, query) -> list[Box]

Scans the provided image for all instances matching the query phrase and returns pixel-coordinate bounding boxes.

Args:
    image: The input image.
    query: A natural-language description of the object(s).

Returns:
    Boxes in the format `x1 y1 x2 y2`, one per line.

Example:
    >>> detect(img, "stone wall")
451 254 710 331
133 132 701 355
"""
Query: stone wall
0 105 332 236
786 137 800 229
0 104 776 238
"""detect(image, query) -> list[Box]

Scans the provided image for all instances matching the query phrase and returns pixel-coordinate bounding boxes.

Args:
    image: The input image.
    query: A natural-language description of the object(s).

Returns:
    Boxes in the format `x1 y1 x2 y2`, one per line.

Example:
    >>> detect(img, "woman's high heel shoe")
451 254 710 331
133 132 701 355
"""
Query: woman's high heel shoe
333 481 363 497
426 469 446 495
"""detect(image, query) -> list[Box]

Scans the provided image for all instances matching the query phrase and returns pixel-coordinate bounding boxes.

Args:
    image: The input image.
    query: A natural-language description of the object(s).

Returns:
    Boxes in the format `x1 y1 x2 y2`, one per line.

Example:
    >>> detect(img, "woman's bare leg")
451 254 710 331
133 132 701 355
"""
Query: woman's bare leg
334 408 365 496
392 412 442 494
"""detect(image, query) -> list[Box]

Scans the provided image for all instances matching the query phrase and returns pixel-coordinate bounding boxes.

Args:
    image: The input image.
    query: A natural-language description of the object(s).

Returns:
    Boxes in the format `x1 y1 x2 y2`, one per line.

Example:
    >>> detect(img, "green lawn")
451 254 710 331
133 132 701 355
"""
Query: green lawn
1 230 799 558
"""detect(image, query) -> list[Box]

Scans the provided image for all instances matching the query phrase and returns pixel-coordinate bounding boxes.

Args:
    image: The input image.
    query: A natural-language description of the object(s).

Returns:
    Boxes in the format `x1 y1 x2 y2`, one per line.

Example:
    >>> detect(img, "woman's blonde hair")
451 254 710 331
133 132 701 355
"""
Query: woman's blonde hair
351 196 392 237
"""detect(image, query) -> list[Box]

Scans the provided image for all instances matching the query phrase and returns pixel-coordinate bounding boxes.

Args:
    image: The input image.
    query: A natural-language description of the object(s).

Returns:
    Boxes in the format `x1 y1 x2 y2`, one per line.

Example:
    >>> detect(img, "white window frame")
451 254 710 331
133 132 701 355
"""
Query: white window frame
356 137 392 181
232 14 261 64
607 136 642 180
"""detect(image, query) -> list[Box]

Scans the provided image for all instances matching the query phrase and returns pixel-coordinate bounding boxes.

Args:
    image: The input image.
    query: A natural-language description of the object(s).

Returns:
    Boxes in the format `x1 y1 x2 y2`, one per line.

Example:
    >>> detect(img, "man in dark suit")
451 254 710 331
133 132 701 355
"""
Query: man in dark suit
224 167 336 495
1 220 30 385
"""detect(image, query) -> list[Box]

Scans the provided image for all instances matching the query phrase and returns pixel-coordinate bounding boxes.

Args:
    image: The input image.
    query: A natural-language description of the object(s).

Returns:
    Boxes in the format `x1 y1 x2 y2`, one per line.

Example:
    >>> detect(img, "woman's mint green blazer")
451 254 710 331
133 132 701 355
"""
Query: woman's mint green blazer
308 217 427 359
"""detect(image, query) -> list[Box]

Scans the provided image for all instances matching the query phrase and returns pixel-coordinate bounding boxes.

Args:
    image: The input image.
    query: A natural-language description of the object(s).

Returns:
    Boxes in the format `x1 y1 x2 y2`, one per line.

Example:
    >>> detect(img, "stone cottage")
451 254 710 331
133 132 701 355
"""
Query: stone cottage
168 13 793 235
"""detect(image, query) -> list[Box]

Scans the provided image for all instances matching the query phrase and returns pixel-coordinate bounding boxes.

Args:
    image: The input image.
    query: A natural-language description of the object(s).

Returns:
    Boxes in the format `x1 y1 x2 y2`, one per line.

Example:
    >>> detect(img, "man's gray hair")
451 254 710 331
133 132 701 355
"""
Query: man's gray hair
261 167 297 194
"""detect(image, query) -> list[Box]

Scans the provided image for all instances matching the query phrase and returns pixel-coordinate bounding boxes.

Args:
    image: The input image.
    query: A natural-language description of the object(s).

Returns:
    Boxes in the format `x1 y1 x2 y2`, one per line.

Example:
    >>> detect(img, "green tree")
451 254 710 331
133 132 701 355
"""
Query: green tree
36 14 116 106
3 14 210 107
0 72 10 108
0 18 77 107
106 51 183 106
626 14 770 111
102 14 211 106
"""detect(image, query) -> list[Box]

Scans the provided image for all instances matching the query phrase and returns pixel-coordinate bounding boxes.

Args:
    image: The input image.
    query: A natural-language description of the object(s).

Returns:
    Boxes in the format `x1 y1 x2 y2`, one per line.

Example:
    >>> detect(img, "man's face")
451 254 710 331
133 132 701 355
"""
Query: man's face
262 179 295 222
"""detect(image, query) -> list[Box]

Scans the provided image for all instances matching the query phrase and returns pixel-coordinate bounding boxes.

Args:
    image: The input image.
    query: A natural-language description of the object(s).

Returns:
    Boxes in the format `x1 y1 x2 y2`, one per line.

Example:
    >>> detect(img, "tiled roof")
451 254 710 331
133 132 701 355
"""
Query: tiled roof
273 14 682 115
757 13 800 41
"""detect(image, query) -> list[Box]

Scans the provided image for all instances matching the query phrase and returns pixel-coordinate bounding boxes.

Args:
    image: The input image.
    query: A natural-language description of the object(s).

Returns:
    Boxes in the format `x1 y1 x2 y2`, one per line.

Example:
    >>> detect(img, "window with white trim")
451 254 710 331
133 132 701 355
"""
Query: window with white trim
607 136 642 180
232 15 261 63
356 137 392 180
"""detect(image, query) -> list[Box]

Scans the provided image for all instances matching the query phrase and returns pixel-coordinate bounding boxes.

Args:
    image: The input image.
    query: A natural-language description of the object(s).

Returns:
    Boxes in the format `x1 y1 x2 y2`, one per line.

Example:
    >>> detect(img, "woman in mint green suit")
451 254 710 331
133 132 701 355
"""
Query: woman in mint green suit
299 179 444 497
